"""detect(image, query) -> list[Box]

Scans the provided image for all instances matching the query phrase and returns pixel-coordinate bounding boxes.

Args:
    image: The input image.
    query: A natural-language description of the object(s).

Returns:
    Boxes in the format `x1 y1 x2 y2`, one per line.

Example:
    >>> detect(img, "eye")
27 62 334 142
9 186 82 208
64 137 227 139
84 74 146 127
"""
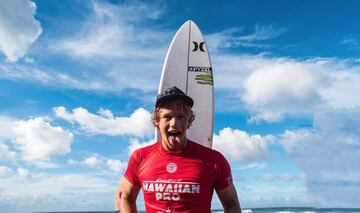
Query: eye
177 114 186 120
162 115 172 120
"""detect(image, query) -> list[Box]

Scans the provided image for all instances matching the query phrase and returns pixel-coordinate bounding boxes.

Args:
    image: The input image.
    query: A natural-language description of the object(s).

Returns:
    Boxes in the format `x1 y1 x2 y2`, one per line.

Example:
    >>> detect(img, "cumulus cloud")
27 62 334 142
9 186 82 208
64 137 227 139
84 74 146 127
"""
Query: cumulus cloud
66 155 126 175
243 59 320 122
0 143 17 162
0 0 42 62
54 106 153 137
213 127 273 161
213 54 360 122
280 108 360 207
0 115 14 139
0 116 73 165
107 159 127 174
12 117 73 162
83 156 102 168
319 67 360 108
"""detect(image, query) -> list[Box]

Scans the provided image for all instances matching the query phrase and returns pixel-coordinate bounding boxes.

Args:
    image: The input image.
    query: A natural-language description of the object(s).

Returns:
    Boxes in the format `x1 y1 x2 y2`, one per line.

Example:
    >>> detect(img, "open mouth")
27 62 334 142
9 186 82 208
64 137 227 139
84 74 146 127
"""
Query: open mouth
168 131 181 137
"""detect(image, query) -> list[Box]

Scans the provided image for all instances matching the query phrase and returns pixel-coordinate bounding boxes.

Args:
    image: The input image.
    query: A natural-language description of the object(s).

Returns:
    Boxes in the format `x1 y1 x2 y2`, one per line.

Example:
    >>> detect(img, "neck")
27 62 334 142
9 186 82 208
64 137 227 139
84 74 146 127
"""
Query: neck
161 139 189 153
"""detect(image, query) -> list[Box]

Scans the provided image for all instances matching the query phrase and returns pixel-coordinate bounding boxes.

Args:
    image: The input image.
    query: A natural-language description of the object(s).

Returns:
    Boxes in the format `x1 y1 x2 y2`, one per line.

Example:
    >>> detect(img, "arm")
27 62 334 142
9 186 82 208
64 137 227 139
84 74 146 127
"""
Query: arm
115 176 141 213
216 183 241 213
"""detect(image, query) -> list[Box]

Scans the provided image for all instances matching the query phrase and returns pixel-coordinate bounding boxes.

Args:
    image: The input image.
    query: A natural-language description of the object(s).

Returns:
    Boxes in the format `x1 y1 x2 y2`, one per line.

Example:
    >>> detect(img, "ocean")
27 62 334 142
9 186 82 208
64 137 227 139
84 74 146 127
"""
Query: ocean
225 208 360 213
38 208 360 213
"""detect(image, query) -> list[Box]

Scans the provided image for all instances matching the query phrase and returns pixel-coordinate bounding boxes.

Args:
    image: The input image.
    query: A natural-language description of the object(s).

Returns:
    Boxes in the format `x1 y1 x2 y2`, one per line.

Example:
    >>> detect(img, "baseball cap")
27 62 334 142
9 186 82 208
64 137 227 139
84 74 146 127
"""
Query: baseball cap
155 86 194 108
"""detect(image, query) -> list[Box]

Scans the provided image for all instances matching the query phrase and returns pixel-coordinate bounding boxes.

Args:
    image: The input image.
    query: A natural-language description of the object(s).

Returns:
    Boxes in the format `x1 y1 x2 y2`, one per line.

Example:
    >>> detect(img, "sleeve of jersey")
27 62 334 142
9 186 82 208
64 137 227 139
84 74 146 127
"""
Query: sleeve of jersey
124 151 141 187
214 153 233 191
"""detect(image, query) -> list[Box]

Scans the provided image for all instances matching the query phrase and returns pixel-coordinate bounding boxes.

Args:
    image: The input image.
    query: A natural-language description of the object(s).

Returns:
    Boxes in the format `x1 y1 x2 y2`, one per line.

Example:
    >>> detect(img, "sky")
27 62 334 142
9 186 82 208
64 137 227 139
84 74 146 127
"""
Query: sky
1 0 360 212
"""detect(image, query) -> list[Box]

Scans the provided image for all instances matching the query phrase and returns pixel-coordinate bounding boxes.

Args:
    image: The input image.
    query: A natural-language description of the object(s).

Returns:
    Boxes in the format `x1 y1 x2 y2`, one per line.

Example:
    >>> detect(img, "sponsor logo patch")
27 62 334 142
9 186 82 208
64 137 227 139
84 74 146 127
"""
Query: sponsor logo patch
195 74 213 85
166 162 177 173
142 179 201 202
188 66 212 73
192 41 206 52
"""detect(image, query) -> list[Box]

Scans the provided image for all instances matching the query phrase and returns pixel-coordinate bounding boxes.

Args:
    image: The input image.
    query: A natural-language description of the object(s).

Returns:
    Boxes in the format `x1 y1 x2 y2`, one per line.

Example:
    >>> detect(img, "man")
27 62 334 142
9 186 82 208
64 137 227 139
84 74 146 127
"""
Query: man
115 87 241 213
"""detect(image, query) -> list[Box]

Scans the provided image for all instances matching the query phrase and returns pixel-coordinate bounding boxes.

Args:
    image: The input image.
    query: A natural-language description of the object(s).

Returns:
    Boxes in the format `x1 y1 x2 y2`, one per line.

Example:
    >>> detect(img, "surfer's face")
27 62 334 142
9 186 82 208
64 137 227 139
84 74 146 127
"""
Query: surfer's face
156 101 190 152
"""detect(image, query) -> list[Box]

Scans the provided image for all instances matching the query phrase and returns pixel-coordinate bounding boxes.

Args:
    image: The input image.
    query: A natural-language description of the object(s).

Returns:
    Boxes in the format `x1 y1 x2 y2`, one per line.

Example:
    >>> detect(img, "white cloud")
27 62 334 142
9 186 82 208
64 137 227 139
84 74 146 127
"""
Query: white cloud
340 36 360 50
213 54 360 122
12 117 73 162
0 172 118 212
0 63 122 92
0 116 17 162
234 162 267 170
0 143 17 162
261 174 274 182
83 156 102 168
67 155 127 175
235 180 308 208
206 25 287 52
260 173 296 182
54 106 153 137
48 1 168 92
0 116 73 165
319 67 360 108
67 159 78 165
243 60 320 122
213 127 273 161
107 159 127 174
280 108 360 207
53 1 167 60
0 166 13 176
0 115 14 139
0 1 166 92
17 167 29 178
281 174 294 182
0 0 42 62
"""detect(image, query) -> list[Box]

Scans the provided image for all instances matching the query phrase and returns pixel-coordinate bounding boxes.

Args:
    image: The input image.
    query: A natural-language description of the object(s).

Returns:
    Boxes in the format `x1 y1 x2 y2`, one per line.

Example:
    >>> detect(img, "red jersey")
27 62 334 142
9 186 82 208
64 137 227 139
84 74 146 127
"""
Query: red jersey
124 140 233 213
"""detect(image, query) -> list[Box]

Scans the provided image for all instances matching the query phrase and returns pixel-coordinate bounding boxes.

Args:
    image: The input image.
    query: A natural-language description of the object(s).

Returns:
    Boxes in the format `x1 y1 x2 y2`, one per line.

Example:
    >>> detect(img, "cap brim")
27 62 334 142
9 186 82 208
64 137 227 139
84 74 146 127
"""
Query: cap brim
155 95 193 108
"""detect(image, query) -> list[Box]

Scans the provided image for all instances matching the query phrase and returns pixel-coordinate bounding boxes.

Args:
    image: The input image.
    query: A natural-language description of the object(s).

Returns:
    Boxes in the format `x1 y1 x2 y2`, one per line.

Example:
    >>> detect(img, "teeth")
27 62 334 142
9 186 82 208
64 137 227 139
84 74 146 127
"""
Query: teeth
168 132 181 136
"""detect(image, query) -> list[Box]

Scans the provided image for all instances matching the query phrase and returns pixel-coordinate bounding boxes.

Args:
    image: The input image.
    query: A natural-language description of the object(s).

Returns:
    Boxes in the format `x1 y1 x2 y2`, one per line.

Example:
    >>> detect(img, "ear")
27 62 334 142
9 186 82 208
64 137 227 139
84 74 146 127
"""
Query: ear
153 120 159 128
187 118 192 129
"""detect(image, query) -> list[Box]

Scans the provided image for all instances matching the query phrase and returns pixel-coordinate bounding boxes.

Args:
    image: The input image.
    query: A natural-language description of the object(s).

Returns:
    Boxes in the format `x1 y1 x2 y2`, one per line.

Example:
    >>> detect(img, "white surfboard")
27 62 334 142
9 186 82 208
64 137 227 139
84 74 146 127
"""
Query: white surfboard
156 20 214 148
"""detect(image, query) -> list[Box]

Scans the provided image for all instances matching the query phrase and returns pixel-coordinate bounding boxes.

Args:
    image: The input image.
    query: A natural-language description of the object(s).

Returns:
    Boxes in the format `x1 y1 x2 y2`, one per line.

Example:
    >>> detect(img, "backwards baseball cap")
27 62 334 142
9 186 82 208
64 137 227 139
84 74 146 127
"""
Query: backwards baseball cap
155 86 194 108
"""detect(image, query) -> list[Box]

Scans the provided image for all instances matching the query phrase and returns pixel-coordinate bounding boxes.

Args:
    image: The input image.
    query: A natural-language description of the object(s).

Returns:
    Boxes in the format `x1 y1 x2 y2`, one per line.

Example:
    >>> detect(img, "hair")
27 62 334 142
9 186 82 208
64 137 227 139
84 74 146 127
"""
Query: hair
151 99 195 128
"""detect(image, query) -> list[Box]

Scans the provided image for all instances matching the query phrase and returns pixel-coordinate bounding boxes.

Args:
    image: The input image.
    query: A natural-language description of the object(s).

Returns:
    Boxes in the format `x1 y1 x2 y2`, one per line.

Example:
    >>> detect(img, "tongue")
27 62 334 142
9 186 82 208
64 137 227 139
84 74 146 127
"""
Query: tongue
169 134 181 143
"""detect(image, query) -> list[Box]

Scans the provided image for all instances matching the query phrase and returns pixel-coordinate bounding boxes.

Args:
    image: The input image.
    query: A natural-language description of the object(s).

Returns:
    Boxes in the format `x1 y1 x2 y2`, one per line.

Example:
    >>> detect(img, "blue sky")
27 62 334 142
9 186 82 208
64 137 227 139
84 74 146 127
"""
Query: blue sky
1 0 360 212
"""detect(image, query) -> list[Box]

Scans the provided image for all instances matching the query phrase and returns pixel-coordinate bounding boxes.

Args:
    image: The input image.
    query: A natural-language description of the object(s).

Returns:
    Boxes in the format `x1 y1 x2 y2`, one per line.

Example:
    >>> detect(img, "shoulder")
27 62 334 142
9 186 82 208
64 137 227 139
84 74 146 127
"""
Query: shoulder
131 141 159 161
190 141 227 161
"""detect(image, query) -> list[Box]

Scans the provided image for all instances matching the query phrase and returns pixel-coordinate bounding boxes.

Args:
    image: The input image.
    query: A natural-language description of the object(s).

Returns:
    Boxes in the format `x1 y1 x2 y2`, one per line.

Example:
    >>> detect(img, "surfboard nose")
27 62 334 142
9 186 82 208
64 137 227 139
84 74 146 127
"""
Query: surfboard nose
157 20 214 148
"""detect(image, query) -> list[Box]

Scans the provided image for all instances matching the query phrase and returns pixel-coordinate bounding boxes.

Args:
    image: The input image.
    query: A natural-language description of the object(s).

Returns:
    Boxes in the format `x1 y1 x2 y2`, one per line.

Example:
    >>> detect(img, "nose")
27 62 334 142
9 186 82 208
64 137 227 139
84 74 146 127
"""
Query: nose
170 117 177 127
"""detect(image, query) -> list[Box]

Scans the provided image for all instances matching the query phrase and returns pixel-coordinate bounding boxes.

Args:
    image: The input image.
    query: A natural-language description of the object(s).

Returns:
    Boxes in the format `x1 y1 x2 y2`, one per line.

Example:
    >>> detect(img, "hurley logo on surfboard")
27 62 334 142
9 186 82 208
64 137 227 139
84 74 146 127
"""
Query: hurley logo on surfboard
192 41 206 52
